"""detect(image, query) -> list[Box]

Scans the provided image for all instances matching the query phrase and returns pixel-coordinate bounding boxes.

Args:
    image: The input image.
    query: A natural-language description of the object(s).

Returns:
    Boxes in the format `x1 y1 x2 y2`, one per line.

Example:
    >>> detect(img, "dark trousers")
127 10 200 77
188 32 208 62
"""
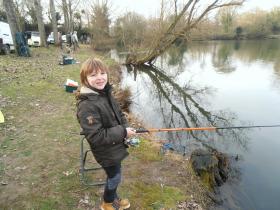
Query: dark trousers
103 163 122 203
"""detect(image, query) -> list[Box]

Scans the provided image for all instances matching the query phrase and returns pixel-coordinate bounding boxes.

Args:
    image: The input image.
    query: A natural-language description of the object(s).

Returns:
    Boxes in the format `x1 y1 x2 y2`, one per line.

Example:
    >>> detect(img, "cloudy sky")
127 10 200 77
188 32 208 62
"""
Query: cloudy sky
112 0 280 18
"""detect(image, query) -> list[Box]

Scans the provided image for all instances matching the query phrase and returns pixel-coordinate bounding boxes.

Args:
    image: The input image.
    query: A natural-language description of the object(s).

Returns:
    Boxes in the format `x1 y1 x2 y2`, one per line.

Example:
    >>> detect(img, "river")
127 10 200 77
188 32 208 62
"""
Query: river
116 39 280 210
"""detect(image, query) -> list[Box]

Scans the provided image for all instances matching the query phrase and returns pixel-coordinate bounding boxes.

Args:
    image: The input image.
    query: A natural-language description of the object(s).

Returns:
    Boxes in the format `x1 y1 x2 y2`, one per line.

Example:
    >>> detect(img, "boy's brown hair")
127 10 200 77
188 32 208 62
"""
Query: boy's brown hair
80 57 109 87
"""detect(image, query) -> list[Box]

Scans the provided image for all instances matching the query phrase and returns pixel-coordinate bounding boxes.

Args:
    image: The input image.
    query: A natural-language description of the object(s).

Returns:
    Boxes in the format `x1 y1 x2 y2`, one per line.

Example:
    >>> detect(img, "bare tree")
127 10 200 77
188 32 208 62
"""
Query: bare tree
113 12 146 49
217 7 237 33
61 0 82 33
68 0 73 32
50 0 58 45
22 0 37 25
74 11 82 29
126 0 245 66
2 0 20 54
13 0 26 31
61 0 70 32
34 0 46 47
91 0 111 49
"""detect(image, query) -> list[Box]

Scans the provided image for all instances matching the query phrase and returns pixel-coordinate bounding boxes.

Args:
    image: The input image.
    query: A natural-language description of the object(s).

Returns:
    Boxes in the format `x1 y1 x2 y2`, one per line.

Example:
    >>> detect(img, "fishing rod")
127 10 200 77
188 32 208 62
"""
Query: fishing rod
135 124 280 133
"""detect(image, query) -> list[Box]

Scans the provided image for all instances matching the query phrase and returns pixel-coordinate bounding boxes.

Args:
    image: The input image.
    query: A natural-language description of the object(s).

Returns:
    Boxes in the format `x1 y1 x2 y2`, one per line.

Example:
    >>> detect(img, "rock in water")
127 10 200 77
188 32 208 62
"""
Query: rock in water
190 149 229 189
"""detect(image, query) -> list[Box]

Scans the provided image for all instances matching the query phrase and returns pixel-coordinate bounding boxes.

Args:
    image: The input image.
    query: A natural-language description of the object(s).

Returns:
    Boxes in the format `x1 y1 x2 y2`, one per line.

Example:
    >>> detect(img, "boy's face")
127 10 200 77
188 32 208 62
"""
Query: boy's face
86 69 108 90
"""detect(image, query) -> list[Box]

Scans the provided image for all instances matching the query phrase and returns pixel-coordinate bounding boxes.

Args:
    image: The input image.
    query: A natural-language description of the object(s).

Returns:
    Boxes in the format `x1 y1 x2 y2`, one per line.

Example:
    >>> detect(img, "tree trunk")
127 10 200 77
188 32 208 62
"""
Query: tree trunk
62 0 70 33
68 0 74 32
49 0 59 45
87 13 90 28
2 0 20 55
34 0 47 47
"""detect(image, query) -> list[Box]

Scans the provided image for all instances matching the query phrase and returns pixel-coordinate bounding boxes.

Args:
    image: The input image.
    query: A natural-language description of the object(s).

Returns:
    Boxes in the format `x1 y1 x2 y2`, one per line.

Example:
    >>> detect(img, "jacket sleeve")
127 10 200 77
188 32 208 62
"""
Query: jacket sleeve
111 96 129 127
77 103 127 148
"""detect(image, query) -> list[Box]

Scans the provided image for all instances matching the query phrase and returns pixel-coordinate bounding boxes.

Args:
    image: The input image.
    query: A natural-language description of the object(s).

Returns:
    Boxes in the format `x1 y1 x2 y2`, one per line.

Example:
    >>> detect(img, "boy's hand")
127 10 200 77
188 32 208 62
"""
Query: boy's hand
126 127 136 138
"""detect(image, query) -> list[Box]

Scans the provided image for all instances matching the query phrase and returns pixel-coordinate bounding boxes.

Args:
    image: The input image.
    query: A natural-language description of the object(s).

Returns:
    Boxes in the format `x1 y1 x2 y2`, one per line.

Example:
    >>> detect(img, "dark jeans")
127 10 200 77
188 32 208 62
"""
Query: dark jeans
103 163 122 203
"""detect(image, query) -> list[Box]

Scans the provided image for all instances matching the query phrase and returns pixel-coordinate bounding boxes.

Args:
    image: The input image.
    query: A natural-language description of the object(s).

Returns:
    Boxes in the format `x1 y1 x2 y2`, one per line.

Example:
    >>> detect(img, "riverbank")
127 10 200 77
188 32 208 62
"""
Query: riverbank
190 33 280 41
0 45 212 209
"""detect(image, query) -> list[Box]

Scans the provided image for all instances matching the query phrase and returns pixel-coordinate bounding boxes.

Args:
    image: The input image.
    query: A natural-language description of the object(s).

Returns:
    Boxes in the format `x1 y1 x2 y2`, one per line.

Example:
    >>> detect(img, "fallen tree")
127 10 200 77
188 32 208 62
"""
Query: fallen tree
125 0 245 66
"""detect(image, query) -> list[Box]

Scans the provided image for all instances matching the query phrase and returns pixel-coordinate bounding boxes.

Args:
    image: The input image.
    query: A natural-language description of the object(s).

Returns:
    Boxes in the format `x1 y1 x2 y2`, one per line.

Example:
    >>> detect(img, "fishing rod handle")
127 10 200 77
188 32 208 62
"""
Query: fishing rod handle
135 128 149 133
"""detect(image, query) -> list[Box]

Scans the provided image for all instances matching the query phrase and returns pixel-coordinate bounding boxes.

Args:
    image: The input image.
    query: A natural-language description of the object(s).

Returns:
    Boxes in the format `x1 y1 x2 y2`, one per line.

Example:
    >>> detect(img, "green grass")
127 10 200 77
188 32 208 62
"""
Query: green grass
33 198 60 210
0 47 86 209
129 138 163 162
0 136 12 149
22 150 32 157
129 182 186 209
0 162 4 176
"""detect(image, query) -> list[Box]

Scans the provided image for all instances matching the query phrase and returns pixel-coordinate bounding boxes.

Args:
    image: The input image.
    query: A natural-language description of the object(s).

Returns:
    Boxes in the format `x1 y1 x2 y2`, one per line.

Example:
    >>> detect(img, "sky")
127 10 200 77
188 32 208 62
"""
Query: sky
112 0 280 19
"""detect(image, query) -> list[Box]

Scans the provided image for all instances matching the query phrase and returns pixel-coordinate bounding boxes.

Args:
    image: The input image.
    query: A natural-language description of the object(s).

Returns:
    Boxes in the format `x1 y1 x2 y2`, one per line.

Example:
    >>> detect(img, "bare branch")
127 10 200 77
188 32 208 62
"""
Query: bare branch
126 0 246 66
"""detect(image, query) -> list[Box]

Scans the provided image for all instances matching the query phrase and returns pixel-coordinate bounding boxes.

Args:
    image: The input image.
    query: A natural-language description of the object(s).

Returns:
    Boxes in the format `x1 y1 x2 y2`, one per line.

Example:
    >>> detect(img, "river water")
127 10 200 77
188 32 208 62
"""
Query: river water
117 40 280 210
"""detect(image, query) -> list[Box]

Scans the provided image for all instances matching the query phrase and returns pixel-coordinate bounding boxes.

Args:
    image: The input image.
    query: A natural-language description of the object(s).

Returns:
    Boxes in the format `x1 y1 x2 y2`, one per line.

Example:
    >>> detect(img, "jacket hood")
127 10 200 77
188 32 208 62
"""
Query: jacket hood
80 86 99 95
75 86 99 102
76 84 113 102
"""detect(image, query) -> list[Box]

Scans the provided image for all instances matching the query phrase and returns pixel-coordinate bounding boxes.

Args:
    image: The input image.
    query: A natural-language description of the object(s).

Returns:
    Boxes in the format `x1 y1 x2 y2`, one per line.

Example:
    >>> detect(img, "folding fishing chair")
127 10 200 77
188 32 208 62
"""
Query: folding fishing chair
79 136 105 186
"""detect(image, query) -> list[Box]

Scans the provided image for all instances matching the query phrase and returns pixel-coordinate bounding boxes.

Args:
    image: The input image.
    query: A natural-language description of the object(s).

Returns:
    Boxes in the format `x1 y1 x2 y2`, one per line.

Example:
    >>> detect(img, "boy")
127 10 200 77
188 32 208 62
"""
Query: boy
76 57 135 210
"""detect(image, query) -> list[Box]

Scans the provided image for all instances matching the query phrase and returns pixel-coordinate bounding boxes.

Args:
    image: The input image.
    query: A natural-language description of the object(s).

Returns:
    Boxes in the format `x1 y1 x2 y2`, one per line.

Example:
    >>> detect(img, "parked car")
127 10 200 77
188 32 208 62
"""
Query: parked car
0 21 15 54
61 35 67 43
47 32 54 44
47 32 67 44
25 31 41 47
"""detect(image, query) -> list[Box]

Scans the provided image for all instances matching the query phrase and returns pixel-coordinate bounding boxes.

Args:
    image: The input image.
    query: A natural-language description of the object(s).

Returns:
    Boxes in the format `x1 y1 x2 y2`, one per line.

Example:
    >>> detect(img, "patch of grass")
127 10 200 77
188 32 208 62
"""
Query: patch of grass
22 150 32 157
56 172 80 192
0 136 18 152
200 170 215 190
0 136 11 148
128 182 186 209
28 195 73 210
0 162 4 176
129 139 163 162
22 173 80 210
35 198 59 210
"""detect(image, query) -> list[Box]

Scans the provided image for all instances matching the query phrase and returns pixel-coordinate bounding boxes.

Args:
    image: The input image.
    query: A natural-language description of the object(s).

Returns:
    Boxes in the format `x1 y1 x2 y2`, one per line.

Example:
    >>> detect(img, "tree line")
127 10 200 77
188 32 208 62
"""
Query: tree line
1 0 280 64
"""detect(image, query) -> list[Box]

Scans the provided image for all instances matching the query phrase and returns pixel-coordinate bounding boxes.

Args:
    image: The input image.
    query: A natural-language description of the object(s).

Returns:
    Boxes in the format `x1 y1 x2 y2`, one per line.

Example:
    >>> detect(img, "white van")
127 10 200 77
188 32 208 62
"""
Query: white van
0 21 15 54
26 31 41 47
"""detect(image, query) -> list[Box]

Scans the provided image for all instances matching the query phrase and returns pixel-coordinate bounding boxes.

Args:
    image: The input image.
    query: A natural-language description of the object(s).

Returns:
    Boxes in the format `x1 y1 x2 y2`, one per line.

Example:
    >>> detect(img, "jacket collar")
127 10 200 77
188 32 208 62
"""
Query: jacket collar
80 86 99 95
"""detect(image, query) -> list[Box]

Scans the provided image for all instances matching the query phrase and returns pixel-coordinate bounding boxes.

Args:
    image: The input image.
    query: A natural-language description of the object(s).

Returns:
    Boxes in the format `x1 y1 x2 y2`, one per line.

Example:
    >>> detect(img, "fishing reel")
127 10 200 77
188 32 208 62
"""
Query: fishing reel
124 137 140 147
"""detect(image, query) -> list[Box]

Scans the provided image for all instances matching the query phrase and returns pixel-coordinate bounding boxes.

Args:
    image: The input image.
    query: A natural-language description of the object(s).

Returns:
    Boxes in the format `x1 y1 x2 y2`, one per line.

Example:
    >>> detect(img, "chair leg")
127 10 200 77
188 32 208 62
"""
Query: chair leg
79 137 105 186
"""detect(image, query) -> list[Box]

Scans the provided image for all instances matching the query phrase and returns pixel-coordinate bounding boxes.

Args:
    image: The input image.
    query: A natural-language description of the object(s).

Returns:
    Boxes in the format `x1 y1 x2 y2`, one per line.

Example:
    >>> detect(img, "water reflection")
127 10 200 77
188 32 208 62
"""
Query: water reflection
165 42 188 67
118 39 280 153
119 39 280 210
161 39 280 76
212 42 236 73
125 64 248 153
